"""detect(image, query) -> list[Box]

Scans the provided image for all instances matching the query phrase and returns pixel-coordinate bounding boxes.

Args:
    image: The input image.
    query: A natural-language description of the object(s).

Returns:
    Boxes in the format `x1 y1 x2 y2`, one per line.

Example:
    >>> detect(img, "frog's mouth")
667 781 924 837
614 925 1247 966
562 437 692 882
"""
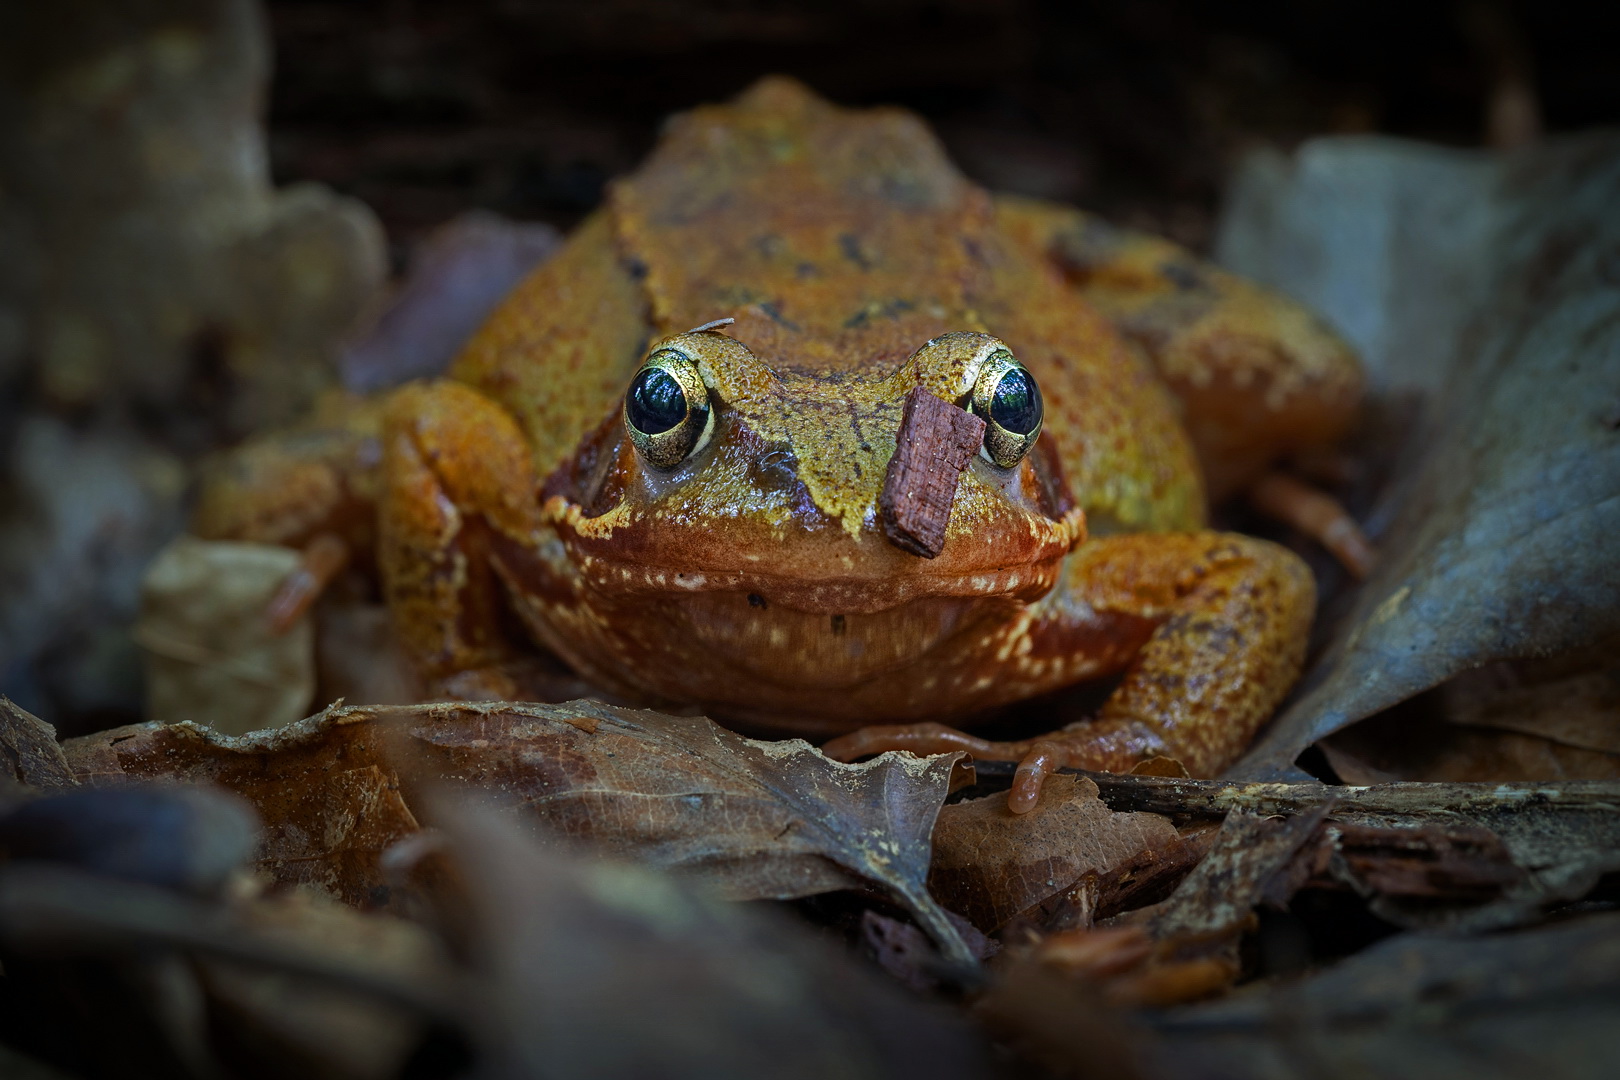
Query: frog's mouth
531 460 1081 618
635 590 1026 692
565 553 1068 614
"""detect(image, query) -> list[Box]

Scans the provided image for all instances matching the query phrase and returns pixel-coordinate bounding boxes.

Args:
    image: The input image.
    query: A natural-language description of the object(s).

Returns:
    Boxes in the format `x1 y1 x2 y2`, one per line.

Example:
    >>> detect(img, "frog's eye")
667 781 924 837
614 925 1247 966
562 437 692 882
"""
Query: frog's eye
624 348 714 468
970 349 1043 468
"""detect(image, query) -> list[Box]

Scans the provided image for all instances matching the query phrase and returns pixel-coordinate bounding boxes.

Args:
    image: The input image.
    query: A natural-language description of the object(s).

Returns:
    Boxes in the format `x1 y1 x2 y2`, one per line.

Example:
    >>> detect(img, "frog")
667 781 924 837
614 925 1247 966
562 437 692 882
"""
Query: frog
193 77 1366 810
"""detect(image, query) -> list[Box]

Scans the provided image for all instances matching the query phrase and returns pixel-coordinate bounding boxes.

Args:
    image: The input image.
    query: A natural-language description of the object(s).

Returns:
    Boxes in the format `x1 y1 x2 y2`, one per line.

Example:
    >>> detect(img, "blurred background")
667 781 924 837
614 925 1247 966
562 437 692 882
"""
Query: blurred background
2 0 1616 739
264 0 1619 254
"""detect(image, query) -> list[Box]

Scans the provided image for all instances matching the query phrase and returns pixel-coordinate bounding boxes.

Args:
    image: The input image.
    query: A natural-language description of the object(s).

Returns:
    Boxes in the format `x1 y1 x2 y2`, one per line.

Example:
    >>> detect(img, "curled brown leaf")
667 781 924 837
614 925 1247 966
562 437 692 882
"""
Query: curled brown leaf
64 700 978 963
928 774 1182 933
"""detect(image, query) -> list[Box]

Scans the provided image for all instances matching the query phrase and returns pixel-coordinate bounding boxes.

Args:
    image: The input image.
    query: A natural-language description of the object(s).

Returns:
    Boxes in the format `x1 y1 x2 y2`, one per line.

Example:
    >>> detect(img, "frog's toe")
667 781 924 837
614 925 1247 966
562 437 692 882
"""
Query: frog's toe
1009 740 1068 813
821 722 995 762
823 724 1070 813
266 532 351 634
1248 471 1375 579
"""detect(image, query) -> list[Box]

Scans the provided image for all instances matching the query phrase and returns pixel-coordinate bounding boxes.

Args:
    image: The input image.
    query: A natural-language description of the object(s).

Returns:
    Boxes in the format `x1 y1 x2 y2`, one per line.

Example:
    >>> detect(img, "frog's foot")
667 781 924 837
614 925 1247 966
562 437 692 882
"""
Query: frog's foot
1247 471 1374 579
826 533 1317 813
428 665 526 703
266 532 351 633
823 722 1062 812
427 656 618 706
823 722 998 762
823 719 1171 814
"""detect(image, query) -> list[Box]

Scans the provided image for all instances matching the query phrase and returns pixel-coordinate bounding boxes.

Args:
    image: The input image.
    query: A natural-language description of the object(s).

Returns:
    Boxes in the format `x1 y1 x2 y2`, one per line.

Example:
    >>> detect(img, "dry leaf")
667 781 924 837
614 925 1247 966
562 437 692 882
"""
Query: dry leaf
1148 911 1620 1080
402 700 976 960
1222 135 1620 778
198 888 451 1080
64 709 419 912
1318 661 1620 785
979 807 1329 1016
64 700 978 961
0 863 462 1079
135 537 315 736
428 798 993 1080
929 774 1181 932
0 785 260 898
0 798 991 1080
1322 703 1620 785
972 948 1154 1080
1 703 269 900
0 699 74 794
1442 662 1620 754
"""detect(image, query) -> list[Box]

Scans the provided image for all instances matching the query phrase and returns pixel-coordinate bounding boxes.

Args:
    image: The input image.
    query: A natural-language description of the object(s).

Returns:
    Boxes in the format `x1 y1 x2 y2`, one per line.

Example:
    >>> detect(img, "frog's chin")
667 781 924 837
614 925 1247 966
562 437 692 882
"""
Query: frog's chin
526 587 1046 718
662 592 999 688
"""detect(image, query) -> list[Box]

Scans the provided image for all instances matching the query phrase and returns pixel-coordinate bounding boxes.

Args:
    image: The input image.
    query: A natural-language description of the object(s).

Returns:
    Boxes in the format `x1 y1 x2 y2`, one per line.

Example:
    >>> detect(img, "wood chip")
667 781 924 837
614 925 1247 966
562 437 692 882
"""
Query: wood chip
1325 821 1524 900
879 386 985 558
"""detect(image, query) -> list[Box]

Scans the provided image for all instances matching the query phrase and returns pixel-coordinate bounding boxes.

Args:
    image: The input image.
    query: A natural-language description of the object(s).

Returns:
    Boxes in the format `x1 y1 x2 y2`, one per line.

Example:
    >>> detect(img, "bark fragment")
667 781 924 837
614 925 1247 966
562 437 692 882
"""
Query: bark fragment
879 386 985 558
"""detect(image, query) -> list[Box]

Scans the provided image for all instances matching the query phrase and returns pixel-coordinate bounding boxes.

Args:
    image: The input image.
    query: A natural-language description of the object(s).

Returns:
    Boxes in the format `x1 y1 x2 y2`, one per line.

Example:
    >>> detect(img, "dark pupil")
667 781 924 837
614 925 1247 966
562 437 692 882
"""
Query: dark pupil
989 368 1042 435
627 368 687 434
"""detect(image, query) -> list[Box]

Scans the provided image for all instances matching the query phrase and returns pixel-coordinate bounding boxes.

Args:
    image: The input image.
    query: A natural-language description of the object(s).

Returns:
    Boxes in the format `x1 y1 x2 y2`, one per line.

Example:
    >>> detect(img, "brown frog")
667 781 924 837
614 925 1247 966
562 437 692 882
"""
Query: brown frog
195 78 1366 809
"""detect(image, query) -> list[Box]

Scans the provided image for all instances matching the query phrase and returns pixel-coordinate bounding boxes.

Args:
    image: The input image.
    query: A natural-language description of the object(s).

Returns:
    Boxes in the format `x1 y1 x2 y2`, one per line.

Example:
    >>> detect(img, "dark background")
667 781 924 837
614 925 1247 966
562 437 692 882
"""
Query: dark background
264 0 1620 263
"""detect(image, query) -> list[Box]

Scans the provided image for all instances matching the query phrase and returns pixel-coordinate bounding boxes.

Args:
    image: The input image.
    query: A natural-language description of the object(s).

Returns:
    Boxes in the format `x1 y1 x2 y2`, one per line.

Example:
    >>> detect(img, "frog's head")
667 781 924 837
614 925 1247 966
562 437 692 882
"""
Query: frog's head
533 327 1084 730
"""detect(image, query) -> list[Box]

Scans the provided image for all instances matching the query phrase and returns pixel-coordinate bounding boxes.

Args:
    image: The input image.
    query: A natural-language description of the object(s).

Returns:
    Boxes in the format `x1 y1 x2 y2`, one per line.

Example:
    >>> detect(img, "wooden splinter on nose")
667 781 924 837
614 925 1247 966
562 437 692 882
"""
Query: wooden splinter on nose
879 386 986 558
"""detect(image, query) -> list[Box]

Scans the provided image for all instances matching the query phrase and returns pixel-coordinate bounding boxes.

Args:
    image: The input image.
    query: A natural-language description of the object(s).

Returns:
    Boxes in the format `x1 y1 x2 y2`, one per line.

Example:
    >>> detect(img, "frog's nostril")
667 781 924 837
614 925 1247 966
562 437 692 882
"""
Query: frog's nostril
750 444 801 489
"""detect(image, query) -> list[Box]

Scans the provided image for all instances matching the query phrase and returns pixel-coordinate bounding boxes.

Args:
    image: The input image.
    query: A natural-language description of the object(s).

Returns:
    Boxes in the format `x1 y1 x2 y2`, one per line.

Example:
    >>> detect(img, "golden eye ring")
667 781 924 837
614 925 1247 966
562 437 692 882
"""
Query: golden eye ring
624 348 714 468
969 348 1043 468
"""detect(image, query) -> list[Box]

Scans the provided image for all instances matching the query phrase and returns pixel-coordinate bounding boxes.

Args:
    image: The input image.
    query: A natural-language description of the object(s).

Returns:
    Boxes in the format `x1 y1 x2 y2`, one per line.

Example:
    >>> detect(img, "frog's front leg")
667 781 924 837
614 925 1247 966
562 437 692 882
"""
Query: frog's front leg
824 532 1314 812
192 394 388 628
378 380 547 687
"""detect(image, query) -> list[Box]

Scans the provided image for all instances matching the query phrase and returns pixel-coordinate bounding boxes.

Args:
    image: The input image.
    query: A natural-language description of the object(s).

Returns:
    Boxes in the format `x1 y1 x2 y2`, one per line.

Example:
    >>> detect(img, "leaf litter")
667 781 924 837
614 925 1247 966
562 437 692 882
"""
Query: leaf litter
0 790 989 1079
15 678 1616 1078
61 699 979 964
